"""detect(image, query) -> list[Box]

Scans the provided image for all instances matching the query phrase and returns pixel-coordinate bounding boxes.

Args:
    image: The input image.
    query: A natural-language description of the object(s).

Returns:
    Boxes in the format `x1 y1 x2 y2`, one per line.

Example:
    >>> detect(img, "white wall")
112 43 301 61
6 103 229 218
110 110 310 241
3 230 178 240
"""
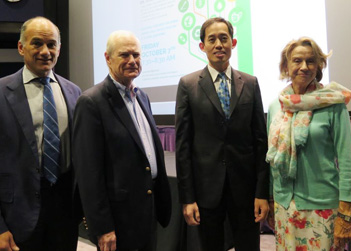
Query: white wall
68 0 94 92
325 0 351 109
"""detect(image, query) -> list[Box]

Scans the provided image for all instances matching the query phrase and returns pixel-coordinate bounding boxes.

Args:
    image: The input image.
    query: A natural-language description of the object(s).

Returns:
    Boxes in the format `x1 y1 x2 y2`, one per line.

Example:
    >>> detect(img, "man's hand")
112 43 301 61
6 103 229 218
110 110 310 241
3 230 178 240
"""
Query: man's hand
183 202 200 226
0 231 19 251
254 198 269 223
98 231 116 251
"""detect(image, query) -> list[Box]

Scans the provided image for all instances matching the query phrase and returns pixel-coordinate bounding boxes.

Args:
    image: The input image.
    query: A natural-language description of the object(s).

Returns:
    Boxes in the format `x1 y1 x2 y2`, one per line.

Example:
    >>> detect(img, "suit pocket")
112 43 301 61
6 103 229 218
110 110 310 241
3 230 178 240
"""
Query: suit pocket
0 174 13 203
109 189 129 202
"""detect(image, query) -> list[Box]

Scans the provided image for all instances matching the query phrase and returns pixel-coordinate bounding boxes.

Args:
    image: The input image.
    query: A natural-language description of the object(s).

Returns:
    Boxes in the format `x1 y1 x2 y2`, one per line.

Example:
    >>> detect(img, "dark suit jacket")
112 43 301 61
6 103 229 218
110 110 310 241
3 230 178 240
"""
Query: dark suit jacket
72 76 172 249
0 68 81 242
176 66 269 216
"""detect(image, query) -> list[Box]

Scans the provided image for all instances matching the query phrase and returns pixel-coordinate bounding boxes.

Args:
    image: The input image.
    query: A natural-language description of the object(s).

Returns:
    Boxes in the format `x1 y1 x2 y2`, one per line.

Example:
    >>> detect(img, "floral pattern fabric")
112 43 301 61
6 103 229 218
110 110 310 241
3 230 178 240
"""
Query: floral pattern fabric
274 200 343 251
266 81 351 179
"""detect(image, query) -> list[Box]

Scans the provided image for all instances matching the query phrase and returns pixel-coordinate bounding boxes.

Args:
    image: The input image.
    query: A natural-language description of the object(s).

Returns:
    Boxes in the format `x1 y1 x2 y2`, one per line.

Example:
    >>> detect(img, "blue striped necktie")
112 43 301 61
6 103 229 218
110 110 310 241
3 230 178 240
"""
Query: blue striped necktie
40 77 60 184
217 72 230 119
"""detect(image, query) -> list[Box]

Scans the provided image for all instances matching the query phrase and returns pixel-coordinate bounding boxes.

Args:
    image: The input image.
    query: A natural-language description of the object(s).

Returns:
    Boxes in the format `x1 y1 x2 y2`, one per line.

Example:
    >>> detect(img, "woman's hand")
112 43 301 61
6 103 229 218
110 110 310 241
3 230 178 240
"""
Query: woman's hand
267 200 275 230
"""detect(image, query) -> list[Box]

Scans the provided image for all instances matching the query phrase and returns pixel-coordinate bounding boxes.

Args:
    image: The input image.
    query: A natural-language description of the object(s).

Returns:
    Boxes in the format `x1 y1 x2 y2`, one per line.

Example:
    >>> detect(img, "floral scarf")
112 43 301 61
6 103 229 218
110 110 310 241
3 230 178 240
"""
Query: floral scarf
266 81 351 179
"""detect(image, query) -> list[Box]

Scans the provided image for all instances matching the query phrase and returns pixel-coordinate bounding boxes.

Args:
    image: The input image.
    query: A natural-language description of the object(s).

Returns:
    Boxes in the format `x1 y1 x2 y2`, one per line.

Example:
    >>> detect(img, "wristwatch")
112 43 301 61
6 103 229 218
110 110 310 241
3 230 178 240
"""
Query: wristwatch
337 211 351 222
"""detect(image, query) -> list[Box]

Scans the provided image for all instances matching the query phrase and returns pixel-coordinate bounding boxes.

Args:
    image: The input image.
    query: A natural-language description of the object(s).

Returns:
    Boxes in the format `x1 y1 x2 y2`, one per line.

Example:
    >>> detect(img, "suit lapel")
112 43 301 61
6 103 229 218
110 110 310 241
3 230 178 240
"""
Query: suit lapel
198 67 225 117
54 74 77 138
229 69 244 117
104 78 145 155
55 74 74 121
4 70 39 165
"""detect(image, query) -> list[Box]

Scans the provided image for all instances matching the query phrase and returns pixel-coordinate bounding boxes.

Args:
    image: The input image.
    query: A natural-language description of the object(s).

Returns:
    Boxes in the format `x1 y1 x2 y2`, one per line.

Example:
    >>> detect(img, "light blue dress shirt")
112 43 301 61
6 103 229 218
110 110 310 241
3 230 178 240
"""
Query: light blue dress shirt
110 75 158 179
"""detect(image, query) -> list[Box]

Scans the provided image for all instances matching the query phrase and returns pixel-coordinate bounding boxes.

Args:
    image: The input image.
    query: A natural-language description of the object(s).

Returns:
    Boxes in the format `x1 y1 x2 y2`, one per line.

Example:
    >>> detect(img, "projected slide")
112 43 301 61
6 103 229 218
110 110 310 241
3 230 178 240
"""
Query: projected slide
92 0 329 114
137 0 253 89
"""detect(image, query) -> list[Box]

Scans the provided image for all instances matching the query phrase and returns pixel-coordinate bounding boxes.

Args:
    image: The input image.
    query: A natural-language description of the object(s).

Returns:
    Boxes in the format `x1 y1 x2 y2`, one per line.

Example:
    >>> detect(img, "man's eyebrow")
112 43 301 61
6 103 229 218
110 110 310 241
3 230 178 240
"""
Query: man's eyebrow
30 37 42 42
30 37 57 43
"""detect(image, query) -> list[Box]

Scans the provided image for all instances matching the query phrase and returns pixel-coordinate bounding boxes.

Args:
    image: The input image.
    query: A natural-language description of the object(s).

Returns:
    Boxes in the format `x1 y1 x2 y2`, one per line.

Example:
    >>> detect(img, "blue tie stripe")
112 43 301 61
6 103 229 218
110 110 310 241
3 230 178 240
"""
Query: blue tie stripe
217 73 231 119
43 165 58 180
43 153 59 167
43 124 60 141
44 95 56 109
40 77 60 184
44 138 60 152
43 110 59 126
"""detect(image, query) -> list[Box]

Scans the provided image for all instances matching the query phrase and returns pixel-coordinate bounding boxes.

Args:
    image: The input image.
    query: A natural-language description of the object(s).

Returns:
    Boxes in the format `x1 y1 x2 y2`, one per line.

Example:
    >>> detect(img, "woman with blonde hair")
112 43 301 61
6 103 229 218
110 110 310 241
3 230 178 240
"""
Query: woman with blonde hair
266 37 351 250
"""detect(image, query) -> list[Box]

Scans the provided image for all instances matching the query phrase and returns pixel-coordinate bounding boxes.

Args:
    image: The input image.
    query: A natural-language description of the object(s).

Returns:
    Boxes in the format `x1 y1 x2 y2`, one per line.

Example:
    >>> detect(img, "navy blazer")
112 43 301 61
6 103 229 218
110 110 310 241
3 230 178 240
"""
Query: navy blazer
176 66 269 218
0 68 81 242
73 76 171 249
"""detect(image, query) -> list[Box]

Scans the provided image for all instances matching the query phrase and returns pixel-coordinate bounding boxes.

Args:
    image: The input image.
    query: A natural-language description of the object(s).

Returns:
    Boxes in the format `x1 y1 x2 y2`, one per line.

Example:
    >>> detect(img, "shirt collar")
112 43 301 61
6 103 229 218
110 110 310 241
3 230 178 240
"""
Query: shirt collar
22 65 57 84
207 64 232 82
109 74 139 96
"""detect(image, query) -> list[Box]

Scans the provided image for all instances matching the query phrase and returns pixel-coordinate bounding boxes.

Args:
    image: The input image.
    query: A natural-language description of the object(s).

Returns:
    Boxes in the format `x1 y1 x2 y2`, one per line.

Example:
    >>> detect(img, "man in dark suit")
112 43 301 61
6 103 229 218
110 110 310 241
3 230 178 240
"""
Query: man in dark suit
73 30 172 251
175 17 269 251
0 17 81 251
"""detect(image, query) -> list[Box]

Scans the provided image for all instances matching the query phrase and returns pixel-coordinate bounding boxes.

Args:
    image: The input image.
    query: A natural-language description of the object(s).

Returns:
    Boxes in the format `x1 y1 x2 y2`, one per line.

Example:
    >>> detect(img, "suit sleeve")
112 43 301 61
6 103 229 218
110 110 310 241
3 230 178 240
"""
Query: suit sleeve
251 79 270 200
175 78 196 204
73 94 115 239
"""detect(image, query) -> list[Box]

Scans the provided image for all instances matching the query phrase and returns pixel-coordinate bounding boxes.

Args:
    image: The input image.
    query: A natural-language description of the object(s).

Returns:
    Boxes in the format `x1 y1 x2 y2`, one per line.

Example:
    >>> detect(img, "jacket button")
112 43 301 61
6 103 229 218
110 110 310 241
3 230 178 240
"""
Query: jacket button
35 192 40 198
145 167 151 171
147 190 152 195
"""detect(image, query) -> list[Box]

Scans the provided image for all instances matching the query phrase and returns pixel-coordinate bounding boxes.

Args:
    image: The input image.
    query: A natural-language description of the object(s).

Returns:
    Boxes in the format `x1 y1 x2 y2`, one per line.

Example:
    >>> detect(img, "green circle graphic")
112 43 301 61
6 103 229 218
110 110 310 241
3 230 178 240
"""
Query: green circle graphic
228 8 243 25
178 33 187 45
182 13 196 31
196 0 205 9
178 0 189 13
214 0 225 12
192 26 201 41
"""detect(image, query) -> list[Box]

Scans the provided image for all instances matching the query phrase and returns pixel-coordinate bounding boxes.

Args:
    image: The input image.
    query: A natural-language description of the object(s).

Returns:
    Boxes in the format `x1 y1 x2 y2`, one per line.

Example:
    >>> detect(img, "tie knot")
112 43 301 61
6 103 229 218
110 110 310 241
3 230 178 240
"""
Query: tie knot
39 77 50 85
218 72 226 82
125 88 132 101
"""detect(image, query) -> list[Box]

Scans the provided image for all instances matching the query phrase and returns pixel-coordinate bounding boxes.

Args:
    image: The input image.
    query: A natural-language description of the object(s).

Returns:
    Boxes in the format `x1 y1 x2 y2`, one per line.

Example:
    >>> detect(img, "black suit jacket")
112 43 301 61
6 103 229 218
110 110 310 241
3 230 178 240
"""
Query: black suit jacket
0 68 81 242
73 76 172 249
176 66 269 212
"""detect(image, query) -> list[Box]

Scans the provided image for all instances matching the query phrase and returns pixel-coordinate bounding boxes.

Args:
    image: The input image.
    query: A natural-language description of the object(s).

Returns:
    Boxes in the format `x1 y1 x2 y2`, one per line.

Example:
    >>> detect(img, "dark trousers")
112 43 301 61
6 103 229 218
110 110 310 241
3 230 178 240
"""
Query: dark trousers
98 181 158 251
96 218 158 251
198 179 260 251
17 178 78 251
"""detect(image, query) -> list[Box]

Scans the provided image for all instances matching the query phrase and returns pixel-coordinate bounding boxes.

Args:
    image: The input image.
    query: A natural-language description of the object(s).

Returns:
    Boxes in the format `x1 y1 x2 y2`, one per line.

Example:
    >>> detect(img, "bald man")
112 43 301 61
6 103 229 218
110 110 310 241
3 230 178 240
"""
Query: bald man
0 17 81 251
73 31 171 251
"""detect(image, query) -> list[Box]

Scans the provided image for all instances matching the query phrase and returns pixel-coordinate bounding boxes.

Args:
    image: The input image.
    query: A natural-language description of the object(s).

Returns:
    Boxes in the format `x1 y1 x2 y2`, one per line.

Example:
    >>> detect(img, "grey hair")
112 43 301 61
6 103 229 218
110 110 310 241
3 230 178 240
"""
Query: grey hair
105 30 139 57
19 16 61 45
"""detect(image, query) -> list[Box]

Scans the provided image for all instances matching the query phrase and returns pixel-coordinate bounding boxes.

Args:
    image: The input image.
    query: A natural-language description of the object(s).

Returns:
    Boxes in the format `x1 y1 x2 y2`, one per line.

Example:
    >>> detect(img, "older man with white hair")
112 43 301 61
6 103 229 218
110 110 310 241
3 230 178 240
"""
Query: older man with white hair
73 30 172 251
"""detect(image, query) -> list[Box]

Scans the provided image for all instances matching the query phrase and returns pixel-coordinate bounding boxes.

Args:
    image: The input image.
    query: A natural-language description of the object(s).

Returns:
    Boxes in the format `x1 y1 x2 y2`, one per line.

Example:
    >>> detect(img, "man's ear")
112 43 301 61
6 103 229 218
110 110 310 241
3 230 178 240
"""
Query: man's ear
232 39 237 49
18 41 25 56
199 42 205 51
104 52 110 65
57 44 61 58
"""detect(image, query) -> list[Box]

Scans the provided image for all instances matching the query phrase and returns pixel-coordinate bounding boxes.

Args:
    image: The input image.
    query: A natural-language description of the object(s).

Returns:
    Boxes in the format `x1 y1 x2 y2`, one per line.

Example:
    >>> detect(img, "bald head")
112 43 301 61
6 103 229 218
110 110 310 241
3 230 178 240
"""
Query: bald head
17 16 61 77
19 16 61 45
